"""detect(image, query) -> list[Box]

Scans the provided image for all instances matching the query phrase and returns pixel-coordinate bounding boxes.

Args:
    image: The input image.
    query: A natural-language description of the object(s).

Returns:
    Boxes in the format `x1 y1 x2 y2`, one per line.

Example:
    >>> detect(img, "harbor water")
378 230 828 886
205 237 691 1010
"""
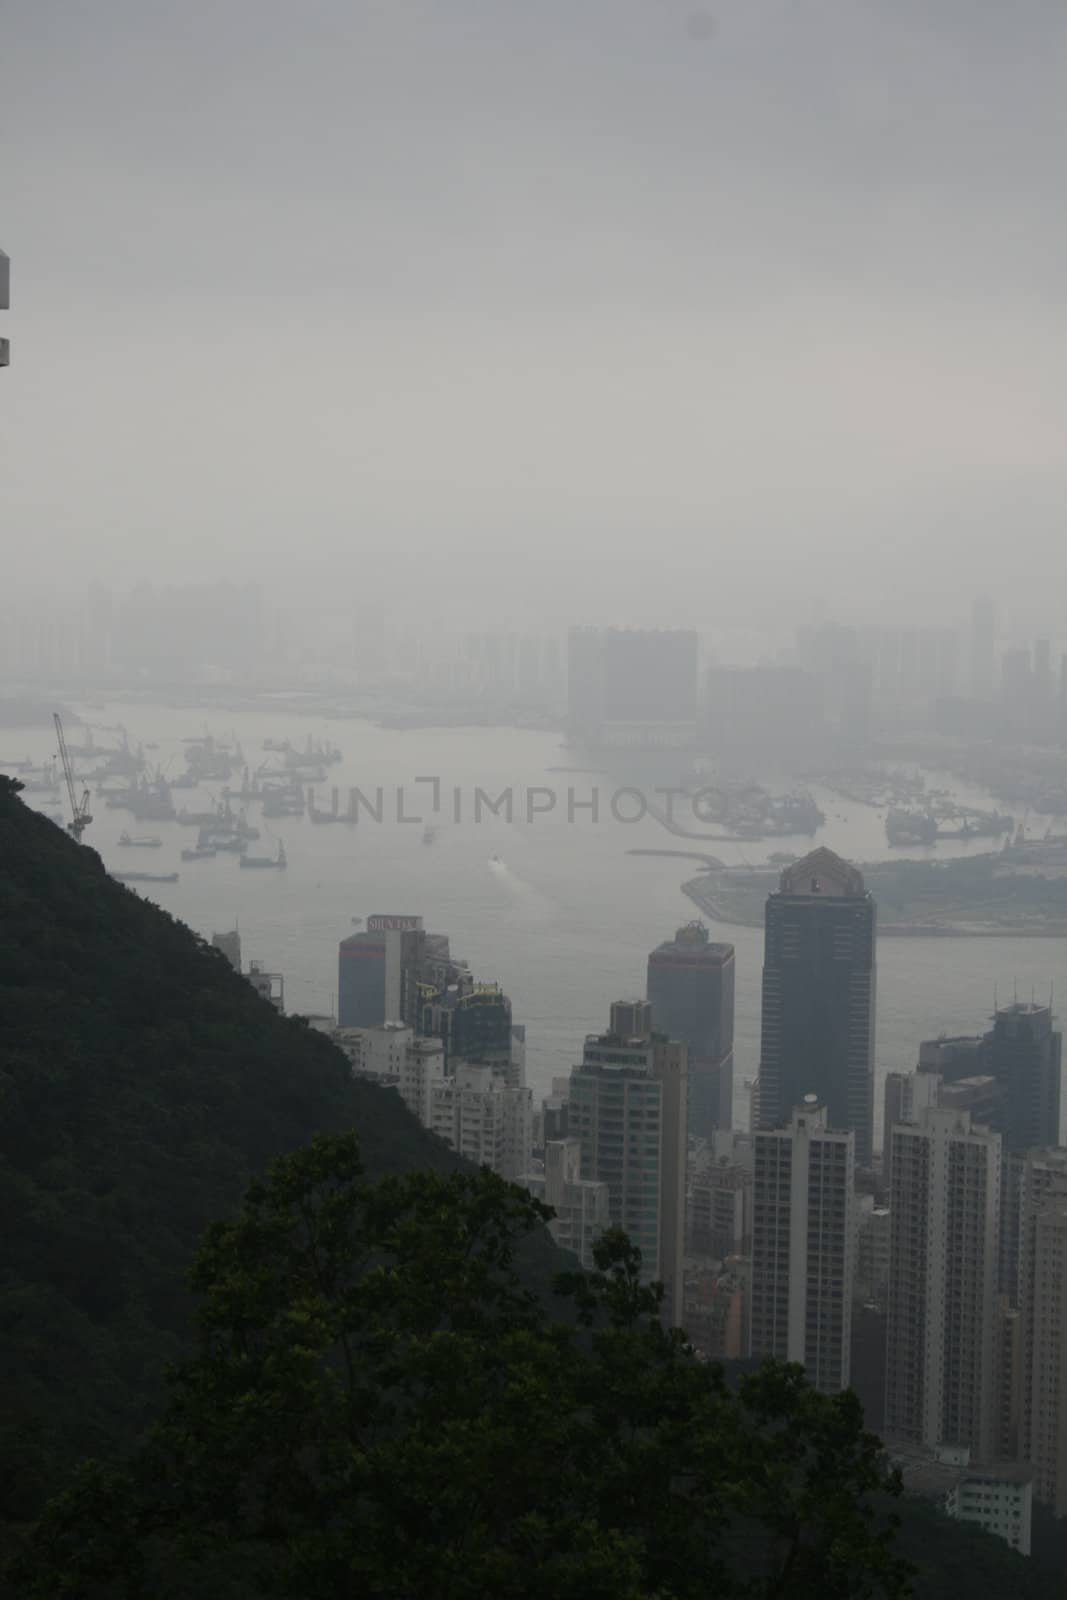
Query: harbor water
10 702 1066 1149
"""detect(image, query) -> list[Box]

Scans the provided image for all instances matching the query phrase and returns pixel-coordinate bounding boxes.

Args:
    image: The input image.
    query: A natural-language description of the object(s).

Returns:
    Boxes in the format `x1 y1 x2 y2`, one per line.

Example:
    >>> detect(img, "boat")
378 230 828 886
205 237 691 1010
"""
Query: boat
118 830 163 848
113 871 179 884
207 834 247 854
239 842 287 870
261 785 305 818
181 846 217 861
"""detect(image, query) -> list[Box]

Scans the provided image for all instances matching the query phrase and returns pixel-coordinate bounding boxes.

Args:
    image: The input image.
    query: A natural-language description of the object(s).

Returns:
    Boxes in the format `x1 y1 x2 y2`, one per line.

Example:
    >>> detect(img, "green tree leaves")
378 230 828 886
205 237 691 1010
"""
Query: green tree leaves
9 1134 909 1600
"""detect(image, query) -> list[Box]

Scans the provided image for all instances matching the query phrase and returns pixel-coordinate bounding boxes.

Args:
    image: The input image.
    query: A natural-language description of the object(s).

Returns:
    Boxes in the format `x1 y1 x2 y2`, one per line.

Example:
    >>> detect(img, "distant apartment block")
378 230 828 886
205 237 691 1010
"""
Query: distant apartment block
750 1100 855 1394
566 625 699 747
885 1102 1000 1462
1017 1149 1067 1514
525 1138 611 1271
568 1001 688 1326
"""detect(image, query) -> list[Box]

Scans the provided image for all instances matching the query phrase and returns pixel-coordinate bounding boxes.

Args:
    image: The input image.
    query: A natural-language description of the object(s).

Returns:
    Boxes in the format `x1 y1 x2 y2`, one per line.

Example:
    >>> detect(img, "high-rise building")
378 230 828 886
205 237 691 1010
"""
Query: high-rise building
1017 1149 1067 1512
891 1444 1031 1556
524 1139 611 1271
247 961 284 1013
566 626 606 738
566 626 699 747
750 1099 855 1393
647 923 735 1136
757 847 877 1165
884 1103 1000 1461
211 927 242 972
705 664 824 756
430 1061 532 1183
0 247 9 368
568 1001 688 1325
416 979 514 1070
970 597 996 701
688 1131 753 1260
985 1001 1062 1154
882 1070 940 1190
337 915 455 1029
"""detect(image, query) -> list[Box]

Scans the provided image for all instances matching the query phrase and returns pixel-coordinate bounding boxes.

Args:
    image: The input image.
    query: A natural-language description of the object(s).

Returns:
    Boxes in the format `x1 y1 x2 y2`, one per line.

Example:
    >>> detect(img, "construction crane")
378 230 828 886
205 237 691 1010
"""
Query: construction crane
54 713 92 841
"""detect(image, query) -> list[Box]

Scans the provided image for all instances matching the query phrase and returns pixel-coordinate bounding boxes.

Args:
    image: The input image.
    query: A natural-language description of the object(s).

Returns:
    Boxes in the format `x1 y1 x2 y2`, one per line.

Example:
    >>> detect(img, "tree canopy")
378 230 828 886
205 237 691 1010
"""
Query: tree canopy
9 1132 910 1600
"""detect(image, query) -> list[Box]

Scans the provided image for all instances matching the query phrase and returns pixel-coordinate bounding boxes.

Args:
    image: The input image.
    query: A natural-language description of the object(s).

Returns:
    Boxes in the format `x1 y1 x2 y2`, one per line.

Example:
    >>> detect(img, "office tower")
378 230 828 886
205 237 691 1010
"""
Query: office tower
647 923 735 1136
418 980 514 1071
750 1100 855 1393
985 1001 1062 1154
211 927 242 972
525 1139 611 1271
337 915 456 1029
970 597 996 701
568 1003 688 1325
917 1033 985 1080
757 847 876 1164
1017 1150 1067 1512
884 1104 1000 1460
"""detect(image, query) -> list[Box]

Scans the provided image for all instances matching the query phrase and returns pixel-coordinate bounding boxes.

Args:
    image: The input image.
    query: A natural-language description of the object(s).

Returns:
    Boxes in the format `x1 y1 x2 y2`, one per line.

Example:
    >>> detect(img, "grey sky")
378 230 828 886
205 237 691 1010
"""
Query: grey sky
4 1 1067 636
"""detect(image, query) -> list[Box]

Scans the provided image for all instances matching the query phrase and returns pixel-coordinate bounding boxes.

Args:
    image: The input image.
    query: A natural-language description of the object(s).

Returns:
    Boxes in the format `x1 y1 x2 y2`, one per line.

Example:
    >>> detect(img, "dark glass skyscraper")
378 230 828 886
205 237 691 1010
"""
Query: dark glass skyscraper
757 847 876 1165
647 923 735 1137
986 1000 1062 1154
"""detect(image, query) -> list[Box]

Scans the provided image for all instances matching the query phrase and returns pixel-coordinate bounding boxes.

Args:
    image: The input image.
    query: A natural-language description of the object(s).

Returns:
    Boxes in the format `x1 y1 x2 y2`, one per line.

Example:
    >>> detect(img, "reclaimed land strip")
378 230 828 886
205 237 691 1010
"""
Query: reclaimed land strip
626 848 725 869
682 870 1067 938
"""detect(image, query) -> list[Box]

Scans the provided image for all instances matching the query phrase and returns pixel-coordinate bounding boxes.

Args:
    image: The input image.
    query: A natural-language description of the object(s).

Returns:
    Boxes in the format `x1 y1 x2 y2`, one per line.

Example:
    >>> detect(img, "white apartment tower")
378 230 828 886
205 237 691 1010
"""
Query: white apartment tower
885 1104 1000 1461
750 1099 855 1393
430 1062 532 1183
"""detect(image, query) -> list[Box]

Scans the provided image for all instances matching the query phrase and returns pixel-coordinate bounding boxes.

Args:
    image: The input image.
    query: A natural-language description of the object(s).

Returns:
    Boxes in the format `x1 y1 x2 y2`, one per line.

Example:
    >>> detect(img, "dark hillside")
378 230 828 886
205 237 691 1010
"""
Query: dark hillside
0 776 463 1517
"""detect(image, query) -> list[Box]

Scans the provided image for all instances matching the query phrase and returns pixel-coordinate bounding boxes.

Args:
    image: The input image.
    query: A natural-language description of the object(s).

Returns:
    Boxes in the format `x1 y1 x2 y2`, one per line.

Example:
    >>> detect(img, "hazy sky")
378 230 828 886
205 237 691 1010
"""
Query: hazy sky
4 1 1067 635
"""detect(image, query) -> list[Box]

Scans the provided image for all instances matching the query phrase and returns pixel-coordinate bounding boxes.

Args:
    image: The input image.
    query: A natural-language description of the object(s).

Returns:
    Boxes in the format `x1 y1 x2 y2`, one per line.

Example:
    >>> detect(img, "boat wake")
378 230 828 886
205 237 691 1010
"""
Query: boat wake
487 855 554 923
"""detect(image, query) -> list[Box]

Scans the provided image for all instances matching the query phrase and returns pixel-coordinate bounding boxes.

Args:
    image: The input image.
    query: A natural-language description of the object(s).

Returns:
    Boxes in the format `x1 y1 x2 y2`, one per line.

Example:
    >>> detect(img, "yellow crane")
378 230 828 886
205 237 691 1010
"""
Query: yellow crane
54 713 92 841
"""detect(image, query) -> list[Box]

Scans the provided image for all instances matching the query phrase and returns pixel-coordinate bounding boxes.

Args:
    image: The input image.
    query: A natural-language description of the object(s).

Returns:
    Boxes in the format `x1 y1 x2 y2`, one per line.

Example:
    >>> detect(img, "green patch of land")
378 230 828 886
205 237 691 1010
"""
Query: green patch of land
684 852 1067 936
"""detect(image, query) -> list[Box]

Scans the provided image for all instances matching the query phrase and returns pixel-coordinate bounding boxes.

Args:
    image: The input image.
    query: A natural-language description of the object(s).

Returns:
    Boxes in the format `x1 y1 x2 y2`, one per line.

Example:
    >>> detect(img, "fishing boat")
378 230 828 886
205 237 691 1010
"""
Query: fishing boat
239 842 287 870
118 830 163 848
181 846 217 861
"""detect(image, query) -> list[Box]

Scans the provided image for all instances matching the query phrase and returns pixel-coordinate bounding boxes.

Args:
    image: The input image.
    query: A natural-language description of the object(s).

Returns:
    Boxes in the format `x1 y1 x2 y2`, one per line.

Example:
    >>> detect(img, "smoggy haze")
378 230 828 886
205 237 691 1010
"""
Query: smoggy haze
3 1 1067 635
